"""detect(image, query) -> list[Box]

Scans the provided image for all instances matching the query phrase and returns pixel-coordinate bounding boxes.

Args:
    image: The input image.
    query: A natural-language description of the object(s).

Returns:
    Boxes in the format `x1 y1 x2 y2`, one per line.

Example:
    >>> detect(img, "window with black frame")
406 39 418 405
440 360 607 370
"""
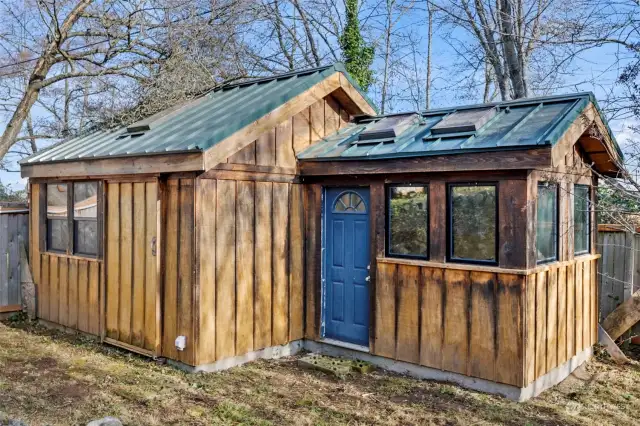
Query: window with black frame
448 184 497 264
387 185 428 258
574 185 591 255
536 182 558 263
45 181 99 257
46 183 68 252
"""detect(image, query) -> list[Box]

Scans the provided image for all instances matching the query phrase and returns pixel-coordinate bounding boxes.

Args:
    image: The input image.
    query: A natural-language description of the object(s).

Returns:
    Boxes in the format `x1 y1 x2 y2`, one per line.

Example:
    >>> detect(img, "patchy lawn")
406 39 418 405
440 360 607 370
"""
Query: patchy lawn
0 319 639 426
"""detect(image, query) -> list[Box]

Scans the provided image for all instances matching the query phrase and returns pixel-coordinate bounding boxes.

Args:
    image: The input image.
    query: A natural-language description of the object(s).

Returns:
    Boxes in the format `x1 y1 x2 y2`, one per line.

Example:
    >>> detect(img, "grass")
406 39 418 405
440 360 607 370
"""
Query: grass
0 319 639 425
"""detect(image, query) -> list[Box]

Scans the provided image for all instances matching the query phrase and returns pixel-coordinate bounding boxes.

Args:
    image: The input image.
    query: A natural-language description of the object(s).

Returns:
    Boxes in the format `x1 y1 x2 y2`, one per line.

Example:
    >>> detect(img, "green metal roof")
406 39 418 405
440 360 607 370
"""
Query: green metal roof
298 92 623 162
22 63 369 165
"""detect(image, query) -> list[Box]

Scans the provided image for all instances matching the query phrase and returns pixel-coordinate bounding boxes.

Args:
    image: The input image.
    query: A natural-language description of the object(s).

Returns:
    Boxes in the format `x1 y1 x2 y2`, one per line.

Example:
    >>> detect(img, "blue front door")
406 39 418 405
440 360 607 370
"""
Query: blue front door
324 188 371 347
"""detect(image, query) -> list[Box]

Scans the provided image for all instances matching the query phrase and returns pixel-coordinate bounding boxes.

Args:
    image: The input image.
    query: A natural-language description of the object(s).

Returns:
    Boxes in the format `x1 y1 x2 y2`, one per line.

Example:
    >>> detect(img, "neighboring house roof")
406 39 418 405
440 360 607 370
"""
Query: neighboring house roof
21 63 371 166
298 92 623 163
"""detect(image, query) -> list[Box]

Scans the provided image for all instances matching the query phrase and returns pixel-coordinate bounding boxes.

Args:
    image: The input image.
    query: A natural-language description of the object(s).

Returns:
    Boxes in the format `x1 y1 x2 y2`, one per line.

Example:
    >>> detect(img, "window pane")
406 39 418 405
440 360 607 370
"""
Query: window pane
537 183 558 263
389 186 428 257
47 219 68 251
574 185 590 255
74 182 97 219
47 184 67 218
47 184 68 252
74 182 98 255
75 220 98 255
451 185 496 262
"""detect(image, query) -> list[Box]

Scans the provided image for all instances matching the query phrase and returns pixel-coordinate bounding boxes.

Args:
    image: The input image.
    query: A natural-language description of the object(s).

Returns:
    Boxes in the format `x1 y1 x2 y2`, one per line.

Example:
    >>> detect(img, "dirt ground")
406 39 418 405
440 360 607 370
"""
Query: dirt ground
0 319 639 426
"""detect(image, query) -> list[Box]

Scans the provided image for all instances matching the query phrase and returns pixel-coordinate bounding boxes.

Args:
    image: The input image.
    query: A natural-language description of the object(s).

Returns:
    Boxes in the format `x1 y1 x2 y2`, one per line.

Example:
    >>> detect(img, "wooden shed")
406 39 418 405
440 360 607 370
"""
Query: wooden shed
20 64 623 401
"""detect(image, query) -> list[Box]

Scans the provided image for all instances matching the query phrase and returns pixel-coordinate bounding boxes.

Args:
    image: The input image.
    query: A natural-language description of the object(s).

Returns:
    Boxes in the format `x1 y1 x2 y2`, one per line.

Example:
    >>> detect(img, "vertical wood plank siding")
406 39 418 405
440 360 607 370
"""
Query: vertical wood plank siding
104 180 160 355
160 178 195 364
195 180 306 365
36 252 102 334
374 255 596 387
0 209 28 310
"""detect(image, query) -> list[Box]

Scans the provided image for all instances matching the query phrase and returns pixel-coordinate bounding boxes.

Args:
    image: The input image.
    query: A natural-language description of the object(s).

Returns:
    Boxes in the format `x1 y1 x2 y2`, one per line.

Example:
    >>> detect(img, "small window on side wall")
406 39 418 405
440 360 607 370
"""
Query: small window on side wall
45 181 100 257
574 185 591 255
448 184 497 264
46 183 68 252
387 185 428 259
537 182 558 264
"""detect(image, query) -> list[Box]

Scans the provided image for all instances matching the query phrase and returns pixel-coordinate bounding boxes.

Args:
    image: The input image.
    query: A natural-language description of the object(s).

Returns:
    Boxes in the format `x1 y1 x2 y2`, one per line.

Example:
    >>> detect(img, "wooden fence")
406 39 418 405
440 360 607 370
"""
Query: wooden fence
0 202 29 313
597 224 640 338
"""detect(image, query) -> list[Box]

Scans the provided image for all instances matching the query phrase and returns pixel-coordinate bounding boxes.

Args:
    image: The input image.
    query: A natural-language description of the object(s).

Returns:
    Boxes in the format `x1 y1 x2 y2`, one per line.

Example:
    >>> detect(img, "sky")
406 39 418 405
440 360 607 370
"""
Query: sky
1 8 637 190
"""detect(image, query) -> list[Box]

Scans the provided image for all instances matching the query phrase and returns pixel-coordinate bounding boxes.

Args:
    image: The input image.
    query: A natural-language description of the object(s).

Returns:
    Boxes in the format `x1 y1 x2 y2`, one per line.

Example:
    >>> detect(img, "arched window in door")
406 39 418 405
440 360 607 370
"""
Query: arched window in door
333 191 367 213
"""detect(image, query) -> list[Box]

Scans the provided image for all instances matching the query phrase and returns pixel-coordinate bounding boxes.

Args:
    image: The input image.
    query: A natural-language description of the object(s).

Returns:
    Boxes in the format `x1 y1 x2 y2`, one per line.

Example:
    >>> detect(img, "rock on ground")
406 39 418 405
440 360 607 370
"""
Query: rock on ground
86 417 123 426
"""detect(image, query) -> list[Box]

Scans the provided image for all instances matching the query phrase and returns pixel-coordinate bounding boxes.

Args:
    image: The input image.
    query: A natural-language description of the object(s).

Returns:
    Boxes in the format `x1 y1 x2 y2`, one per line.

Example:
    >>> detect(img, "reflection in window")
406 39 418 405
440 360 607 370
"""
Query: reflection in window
537 183 558 263
449 184 497 263
574 185 590 255
333 191 366 213
74 182 98 256
388 186 428 258
47 184 68 252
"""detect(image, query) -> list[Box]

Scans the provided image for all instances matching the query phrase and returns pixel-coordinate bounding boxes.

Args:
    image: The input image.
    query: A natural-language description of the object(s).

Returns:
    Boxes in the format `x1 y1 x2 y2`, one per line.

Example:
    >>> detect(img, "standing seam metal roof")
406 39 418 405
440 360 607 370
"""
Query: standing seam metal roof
22 63 368 165
297 92 623 161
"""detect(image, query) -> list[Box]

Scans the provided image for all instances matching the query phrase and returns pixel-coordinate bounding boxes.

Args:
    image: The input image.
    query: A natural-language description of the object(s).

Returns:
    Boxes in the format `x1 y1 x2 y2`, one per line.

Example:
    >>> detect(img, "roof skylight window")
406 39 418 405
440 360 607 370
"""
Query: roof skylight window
430 107 497 135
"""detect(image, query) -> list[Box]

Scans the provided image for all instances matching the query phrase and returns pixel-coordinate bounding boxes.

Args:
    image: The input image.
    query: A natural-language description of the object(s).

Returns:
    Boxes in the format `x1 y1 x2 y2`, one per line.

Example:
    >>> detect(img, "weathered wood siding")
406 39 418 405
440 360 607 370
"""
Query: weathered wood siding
225 94 349 168
105 180 159 355
37 253 102 334
524 255 598 384
195 177 305 365
161 177 196 365
0 207 28 311
373 254 597 387
375 259 526 386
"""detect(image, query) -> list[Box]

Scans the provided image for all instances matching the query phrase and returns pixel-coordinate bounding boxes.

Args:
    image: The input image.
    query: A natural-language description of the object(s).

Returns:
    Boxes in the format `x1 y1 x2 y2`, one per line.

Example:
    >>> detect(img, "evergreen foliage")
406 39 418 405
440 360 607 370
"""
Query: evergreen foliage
339 0 374 91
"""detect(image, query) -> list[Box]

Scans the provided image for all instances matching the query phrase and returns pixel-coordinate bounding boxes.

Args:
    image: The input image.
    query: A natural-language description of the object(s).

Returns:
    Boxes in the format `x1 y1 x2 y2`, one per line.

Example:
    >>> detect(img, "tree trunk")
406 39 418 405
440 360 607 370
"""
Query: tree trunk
381 0 393 114
498 0 526 98
602 289 640 341
0 0 93 162
425 4 433 110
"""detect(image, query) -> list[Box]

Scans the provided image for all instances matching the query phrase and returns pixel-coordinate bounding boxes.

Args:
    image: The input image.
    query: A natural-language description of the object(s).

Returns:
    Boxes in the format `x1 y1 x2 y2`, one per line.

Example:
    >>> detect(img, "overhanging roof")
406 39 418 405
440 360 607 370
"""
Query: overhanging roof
21 63 373 167
298 92 624 169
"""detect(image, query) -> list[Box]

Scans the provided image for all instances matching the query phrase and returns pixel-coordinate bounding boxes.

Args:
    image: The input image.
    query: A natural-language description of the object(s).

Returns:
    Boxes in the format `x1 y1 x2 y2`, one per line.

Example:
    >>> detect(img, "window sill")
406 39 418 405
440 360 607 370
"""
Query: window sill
42 252 102 262
376 253 601 276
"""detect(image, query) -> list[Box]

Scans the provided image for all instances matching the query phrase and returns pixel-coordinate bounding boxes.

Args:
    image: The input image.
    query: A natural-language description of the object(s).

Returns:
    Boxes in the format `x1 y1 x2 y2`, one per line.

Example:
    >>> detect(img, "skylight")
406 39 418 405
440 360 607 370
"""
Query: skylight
430 107 497 135
357 113 420 142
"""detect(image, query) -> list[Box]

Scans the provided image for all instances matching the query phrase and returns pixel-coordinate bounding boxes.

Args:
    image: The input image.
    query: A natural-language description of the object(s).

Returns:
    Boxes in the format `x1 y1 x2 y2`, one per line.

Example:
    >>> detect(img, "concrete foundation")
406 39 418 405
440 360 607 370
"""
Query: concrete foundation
303 340 593 402
169 340 305 373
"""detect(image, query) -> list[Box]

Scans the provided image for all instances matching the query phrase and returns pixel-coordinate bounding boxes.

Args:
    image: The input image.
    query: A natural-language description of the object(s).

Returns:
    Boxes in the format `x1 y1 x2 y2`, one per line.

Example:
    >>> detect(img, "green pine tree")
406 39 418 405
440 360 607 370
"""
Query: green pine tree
340 0 374 91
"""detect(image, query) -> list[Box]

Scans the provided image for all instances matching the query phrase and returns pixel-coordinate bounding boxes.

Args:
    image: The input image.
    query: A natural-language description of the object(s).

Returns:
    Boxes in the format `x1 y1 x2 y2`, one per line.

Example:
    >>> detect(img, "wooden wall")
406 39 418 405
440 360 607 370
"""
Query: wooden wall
226 94 349 168
0 207 28 311
105 180 159 355
524 255 598 385
161 177 196 365
195 177 304 365
30 183 102 335
375 259 526 387
37 252 101 335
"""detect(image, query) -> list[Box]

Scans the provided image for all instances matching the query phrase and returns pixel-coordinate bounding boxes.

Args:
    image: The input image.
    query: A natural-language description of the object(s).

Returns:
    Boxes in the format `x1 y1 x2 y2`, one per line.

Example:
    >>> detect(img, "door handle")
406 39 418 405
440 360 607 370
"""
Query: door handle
365 276 370 282
151 236 157 256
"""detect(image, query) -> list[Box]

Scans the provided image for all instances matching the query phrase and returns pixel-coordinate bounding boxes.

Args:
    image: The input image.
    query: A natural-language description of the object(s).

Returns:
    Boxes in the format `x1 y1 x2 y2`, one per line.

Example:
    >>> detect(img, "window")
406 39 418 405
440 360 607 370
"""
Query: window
333 191 366 213
387 185 428 258
73 182 98 256
46 184 68 252
448 184 497 264
537 182 558 263
45 181 100 257
574 185 591 255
